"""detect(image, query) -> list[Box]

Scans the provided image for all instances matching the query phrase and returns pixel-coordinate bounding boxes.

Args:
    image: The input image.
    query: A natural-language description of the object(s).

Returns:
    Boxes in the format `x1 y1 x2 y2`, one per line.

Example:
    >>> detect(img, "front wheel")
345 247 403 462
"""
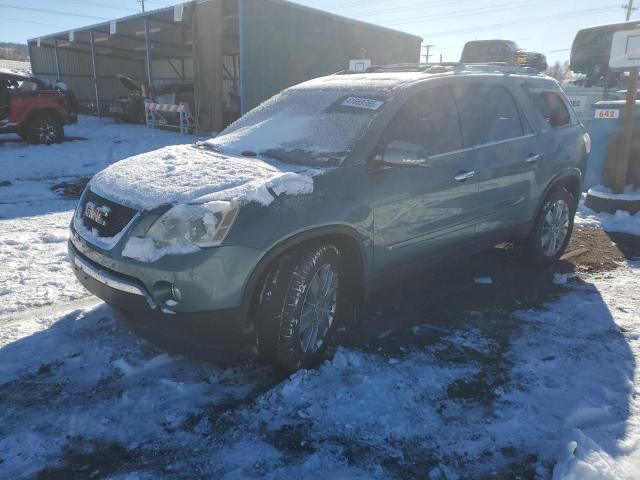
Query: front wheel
521 188 576 267
255 244 343 373
27 113 63 145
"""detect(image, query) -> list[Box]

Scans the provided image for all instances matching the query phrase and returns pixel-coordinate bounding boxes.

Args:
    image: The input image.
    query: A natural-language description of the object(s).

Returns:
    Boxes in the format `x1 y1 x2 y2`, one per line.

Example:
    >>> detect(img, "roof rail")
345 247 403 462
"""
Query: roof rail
335 62 541 76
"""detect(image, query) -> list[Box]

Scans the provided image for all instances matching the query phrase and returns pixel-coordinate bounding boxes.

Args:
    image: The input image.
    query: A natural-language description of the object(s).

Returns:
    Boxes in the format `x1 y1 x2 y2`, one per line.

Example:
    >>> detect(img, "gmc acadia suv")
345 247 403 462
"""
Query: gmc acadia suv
68 64 589 372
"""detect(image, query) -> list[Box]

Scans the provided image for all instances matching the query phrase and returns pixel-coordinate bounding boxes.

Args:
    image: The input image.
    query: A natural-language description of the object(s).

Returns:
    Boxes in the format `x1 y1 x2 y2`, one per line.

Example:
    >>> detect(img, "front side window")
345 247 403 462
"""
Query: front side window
530 91 572 128
383 86 463 157
454 83 525 147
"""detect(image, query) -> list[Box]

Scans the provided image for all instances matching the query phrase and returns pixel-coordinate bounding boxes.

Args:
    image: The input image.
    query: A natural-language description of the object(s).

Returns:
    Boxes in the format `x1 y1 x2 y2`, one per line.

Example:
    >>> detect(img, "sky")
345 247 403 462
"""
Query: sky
0 0 635 65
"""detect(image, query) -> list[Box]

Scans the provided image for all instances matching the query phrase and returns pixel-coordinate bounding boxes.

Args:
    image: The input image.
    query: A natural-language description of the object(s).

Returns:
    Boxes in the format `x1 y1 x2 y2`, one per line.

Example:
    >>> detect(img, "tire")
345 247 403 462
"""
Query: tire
521 188 576 267
255 244 343 373
27 113 63 145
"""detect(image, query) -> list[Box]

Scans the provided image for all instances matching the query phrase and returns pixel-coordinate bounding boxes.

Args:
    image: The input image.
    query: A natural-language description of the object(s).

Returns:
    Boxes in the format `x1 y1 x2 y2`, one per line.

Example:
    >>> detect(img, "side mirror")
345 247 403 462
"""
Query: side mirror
373 140 430 168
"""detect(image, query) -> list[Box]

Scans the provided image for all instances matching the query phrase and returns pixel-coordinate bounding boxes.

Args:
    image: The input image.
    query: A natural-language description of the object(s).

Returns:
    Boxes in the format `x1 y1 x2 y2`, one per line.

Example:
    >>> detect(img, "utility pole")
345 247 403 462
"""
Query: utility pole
138 0 145 13
613 0 639 193
422 44 434 64
623 0 637 21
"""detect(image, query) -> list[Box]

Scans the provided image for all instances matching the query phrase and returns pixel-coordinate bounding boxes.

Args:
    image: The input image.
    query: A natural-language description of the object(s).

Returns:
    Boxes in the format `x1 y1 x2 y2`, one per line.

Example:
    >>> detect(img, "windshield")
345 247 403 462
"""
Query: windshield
204 88 388 167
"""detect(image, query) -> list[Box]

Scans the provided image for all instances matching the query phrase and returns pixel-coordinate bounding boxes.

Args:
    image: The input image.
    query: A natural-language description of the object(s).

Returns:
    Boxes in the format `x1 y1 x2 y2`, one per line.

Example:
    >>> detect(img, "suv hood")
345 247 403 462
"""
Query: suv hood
88 144 316 210
116 74 140 92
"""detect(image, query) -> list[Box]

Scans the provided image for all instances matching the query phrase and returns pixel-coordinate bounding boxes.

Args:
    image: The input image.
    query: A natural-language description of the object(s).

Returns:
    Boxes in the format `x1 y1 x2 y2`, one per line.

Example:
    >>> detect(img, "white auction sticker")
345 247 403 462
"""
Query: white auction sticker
341 97 384 111
594 109 620 119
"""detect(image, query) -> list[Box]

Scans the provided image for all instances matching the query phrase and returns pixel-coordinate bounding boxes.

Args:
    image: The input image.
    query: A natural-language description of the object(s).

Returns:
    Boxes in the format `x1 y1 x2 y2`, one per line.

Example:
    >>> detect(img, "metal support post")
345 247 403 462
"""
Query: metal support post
144 16 155 98
89 30 102 118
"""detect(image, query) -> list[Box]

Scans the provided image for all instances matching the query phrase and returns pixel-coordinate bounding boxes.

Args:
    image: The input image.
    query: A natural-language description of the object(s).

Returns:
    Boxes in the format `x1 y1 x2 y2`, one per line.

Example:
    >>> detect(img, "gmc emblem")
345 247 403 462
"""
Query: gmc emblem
84 201 110 227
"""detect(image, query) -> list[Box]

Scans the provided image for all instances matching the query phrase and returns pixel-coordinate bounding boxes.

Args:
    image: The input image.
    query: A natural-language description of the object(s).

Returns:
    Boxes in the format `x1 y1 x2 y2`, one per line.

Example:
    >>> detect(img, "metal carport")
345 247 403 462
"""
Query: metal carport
28 0 421 133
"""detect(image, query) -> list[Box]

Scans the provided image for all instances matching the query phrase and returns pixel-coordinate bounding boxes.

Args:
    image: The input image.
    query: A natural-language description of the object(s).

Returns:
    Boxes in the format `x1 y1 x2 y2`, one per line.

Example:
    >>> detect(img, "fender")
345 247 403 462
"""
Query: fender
238 224 370 319
22 106 68 127
533 167 583 221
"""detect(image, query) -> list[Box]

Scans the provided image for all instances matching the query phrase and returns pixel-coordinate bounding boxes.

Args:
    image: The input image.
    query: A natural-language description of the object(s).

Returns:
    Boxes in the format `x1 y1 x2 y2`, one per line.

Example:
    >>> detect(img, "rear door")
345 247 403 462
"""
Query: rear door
452 80 539 235
371 85 479 277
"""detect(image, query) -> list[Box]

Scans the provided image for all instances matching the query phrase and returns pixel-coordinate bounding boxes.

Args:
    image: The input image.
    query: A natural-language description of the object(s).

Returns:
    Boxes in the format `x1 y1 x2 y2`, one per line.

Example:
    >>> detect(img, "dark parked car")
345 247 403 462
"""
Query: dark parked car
69 64 589 371
461 40 548 71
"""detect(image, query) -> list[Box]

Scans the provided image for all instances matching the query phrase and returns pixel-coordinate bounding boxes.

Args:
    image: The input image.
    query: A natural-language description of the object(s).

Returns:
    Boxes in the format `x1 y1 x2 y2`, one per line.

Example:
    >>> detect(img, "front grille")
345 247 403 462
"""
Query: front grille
79 189 137 238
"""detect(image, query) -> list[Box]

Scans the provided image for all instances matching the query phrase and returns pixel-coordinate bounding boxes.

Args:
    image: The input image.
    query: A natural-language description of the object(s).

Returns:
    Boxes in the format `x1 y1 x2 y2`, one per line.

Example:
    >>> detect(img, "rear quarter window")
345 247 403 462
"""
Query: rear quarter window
527 88 572 128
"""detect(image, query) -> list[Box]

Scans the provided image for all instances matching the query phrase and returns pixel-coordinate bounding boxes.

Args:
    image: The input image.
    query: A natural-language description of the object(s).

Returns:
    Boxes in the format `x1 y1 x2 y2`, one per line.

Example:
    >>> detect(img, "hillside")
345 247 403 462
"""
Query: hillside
0 43 29 62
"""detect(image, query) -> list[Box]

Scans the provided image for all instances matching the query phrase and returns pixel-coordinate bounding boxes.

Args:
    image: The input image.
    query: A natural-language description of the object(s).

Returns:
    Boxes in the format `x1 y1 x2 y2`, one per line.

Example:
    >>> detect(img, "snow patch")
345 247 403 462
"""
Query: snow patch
576 199 640 236
89 144 317 210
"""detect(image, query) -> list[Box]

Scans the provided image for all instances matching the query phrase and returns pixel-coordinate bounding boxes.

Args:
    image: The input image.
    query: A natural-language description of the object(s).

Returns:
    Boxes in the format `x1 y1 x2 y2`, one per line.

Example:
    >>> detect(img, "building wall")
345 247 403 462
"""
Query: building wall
240 0 422 113
30 42 145 112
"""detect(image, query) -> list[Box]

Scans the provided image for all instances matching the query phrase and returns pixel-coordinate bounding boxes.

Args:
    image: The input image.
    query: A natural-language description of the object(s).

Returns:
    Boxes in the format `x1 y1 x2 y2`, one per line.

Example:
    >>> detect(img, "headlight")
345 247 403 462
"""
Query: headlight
145 201 239 248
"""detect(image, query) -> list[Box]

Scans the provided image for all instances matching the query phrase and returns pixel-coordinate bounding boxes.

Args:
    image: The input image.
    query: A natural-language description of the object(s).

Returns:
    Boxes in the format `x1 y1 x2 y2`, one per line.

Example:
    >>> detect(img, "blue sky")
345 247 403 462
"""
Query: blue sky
0 0 633 65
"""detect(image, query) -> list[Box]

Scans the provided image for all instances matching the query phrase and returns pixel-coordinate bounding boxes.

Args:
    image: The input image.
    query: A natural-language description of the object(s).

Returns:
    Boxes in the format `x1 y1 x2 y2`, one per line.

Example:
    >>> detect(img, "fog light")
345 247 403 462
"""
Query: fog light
153 281 182 307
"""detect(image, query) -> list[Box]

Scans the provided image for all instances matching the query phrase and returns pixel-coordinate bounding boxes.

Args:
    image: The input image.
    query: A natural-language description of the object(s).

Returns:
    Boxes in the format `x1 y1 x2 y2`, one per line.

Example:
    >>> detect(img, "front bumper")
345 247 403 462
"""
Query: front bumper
68 241 254 360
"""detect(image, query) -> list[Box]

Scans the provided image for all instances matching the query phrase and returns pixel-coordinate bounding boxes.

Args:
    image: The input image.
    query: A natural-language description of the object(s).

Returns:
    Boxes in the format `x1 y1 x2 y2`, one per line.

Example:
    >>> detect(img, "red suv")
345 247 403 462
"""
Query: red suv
0 69 78 144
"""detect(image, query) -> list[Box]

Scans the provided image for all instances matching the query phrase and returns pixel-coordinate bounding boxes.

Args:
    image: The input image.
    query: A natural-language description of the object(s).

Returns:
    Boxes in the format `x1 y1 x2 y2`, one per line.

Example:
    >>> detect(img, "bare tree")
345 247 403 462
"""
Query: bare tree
546 60 572 82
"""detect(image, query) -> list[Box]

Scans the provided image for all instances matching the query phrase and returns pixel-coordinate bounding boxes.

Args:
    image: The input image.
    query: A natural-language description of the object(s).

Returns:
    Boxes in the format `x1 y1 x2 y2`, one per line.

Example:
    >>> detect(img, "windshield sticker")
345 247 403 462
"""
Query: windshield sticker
341 97 385 111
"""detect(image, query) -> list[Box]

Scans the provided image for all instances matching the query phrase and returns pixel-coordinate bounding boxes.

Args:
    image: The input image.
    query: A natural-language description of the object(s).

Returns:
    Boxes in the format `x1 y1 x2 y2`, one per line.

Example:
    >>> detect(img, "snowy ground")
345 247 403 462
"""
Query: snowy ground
1 118 639 479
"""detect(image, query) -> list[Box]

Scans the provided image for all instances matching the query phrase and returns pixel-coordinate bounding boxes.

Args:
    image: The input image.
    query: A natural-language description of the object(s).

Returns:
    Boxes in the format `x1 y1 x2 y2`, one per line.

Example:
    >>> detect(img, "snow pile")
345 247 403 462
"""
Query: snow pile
587 185 640 202
576 198 640 236
0 115 196 218
0 210 88 317
89 144 316 210
1 255 639 477
505 264 640 479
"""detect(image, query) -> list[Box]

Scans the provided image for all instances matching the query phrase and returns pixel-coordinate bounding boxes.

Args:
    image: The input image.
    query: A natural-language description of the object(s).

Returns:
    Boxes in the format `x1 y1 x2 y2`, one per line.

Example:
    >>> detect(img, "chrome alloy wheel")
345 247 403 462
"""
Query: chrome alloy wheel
35 121 57 143
299 263 339 355
541 199 570 257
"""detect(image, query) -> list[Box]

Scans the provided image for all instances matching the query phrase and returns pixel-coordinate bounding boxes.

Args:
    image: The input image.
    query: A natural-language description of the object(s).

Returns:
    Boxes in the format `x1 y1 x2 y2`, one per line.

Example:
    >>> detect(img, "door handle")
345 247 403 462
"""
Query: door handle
526 154 542 164
454 170 475 182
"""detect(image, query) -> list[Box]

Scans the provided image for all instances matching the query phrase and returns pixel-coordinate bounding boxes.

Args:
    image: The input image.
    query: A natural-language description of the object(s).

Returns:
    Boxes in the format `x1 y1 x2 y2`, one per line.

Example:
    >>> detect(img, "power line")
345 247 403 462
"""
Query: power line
61 0 138 12
321 0 390 10
356 0 473 18
1 16 66 29
383 0 556 27
418 5 618 39
0 3 109 21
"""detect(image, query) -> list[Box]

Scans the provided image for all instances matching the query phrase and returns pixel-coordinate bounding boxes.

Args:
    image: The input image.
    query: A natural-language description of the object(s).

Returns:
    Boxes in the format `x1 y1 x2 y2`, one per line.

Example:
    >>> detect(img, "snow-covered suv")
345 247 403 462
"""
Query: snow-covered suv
69 64 589 371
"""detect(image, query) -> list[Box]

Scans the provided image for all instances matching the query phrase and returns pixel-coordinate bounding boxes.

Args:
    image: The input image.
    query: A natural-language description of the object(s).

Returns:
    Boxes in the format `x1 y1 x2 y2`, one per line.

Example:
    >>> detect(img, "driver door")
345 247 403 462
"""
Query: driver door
371 85 480 277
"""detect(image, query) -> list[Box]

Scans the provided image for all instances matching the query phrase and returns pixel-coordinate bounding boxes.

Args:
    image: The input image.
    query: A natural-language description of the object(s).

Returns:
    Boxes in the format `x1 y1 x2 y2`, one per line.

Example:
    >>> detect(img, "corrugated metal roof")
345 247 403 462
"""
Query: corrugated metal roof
27 3 175 42
28 0 421 43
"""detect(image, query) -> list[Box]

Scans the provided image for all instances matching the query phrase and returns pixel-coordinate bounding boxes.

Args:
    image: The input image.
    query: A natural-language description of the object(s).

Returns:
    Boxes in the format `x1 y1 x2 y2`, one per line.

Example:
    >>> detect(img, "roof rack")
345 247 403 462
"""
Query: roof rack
335 62 541 76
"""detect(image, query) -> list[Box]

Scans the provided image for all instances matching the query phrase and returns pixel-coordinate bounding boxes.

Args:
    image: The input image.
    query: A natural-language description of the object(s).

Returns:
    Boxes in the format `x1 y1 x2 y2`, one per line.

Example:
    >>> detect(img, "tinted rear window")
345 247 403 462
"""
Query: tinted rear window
453 83 525 147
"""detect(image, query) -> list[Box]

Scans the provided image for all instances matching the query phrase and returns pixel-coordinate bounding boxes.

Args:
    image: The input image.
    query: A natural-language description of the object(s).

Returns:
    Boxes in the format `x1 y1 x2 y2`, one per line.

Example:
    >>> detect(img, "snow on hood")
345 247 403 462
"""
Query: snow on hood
88 144 317 210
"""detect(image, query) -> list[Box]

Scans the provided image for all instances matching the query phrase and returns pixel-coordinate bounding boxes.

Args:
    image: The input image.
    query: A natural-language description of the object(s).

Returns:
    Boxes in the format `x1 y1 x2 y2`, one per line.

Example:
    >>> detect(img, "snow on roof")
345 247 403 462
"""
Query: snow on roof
292 72 428 93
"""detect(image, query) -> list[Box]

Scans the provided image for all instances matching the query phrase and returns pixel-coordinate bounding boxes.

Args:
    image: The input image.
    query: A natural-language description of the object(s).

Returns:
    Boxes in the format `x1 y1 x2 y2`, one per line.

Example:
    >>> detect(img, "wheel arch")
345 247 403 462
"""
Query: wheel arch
24 107 66 128
240 225 369 323
538 170 582 214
